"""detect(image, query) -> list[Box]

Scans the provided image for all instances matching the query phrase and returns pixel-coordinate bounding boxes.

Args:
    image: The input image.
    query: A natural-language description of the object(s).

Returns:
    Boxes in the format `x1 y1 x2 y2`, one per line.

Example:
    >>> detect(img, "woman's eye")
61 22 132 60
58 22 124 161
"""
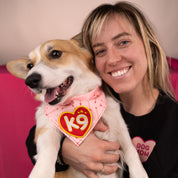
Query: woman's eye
95 49 106 57
120 40 129 46
49 50 62 59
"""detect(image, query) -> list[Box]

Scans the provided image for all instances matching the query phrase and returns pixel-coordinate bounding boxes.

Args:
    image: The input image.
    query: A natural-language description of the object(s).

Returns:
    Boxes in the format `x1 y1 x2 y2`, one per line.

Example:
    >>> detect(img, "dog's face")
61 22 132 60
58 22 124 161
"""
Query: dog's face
7 38 101 105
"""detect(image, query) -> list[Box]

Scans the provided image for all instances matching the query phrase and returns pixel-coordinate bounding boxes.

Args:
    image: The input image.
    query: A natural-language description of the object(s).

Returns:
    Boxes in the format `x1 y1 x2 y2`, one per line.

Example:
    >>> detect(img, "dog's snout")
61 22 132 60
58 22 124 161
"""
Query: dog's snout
25 73 42 88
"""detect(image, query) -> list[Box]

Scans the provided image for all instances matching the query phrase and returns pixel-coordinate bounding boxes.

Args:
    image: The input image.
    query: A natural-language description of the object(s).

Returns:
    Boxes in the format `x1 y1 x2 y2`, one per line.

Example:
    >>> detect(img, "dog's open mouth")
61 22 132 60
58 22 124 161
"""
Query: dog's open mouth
45 76 74 105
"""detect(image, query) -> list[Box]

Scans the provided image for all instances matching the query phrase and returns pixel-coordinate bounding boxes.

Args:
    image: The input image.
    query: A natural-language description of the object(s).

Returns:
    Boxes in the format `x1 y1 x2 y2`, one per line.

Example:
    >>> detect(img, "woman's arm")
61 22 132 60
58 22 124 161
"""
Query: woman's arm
26 125 37 165
62 121 120 177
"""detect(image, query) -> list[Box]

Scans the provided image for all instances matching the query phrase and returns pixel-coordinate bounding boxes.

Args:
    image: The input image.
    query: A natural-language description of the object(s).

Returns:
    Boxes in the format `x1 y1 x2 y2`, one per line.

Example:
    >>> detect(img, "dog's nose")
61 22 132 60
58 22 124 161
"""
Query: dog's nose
25 73 42 88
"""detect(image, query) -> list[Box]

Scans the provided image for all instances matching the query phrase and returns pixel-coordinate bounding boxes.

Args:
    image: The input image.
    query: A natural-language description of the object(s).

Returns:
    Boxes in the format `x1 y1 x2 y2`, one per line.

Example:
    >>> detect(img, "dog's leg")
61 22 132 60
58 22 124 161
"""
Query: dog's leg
29 105 62 178
98 97 148 178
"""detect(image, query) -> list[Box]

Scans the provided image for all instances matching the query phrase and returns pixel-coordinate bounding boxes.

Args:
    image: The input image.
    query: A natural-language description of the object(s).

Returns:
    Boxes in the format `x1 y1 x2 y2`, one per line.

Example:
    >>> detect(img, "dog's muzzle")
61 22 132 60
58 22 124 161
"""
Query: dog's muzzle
25 73 42 89
25 73 74 105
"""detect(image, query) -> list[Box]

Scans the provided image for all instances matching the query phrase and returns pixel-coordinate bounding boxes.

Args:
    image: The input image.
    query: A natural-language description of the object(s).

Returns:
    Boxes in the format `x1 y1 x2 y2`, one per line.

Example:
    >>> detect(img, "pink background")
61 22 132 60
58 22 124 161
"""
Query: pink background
0 61 177 178
0 66 40 178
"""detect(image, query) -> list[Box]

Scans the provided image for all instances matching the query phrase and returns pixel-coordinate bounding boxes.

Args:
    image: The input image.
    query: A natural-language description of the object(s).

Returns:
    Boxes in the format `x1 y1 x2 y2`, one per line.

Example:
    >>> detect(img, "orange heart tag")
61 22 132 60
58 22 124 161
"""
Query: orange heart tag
59 106 92 138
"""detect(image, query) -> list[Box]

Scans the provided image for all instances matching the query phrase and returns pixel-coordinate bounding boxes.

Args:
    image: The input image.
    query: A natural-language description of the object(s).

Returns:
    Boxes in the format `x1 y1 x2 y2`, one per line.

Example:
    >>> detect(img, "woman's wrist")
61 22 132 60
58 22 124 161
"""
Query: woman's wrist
57 136 69 166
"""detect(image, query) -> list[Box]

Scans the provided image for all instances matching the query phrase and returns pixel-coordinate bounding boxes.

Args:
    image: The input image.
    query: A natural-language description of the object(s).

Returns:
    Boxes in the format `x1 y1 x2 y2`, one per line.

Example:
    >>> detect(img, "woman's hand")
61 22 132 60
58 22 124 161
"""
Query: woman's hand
62 121 120 178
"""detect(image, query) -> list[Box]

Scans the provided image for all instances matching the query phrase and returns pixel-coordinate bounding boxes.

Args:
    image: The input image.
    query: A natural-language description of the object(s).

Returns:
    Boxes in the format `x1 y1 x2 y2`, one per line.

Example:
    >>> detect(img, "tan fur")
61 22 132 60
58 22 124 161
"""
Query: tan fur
54 167 74 178
6 58 29 79
34 127 48 143
38 39 93 69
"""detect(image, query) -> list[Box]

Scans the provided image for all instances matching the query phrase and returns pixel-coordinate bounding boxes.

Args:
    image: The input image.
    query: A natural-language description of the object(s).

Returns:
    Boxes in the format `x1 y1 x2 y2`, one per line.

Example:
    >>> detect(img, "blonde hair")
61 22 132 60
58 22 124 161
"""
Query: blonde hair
81 1 174 98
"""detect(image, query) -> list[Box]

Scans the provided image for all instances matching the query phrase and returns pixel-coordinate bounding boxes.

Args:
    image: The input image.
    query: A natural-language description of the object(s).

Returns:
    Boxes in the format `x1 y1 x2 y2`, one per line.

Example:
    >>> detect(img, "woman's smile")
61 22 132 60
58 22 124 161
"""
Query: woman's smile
109 66 131 78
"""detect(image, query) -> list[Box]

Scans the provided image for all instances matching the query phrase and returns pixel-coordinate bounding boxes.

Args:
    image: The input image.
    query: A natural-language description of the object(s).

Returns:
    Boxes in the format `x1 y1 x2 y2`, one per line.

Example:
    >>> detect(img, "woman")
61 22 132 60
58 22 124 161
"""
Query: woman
26 2 178 178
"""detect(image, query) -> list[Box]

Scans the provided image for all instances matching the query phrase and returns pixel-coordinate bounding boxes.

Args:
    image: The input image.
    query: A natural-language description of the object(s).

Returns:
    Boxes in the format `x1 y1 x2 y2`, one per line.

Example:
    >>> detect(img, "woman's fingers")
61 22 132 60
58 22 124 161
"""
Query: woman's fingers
100 164 119 175
83 170 99 178
93 121 108 132
102 152 120 164
102 140 120 151
83 163 118 177
89 141 120 163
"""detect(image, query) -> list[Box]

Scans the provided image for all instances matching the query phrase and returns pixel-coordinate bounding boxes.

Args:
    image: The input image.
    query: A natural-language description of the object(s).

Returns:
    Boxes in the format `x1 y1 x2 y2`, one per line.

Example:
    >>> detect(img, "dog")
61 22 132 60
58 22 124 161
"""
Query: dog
7 35 148 178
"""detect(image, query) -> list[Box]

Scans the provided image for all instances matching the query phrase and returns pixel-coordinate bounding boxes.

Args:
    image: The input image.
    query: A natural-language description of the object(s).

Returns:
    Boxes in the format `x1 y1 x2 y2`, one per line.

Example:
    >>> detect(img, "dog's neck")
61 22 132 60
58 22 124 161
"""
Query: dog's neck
60 86 103 106
65 71 102 101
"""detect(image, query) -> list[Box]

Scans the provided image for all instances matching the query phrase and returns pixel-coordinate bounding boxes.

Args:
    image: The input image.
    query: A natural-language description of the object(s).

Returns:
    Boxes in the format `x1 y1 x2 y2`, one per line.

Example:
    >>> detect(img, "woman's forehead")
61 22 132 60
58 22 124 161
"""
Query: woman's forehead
91 14 136 44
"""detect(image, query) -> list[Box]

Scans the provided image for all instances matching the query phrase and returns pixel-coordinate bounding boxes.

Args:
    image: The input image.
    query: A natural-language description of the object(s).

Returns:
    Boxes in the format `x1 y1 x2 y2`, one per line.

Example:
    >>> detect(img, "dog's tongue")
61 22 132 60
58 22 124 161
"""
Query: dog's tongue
45 87 60 103
44 77 73 104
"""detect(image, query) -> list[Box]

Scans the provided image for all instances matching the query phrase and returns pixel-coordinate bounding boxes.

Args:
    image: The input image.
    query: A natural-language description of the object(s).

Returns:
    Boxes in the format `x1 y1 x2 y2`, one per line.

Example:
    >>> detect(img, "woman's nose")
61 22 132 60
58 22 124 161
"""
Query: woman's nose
107 48 121 65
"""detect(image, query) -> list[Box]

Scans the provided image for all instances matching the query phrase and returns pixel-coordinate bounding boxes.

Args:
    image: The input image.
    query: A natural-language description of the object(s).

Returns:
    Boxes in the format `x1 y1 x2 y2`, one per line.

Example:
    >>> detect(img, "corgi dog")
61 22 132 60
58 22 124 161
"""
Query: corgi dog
7 36 148 178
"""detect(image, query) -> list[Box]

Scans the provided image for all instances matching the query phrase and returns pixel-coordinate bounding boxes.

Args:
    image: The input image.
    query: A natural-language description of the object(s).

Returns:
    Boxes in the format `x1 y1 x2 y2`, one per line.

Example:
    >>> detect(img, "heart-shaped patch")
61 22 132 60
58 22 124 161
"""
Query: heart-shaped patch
59 106 92 138
132 136 156 163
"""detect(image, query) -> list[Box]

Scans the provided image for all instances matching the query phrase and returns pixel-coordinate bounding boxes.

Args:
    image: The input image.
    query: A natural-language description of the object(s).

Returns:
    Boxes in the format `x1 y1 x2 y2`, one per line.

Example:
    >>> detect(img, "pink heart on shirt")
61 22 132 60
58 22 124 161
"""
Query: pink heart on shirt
132 136 156 163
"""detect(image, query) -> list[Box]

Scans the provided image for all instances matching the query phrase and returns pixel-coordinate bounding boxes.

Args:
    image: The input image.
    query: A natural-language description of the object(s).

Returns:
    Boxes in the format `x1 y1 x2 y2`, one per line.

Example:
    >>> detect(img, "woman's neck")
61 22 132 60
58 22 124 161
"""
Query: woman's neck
120 88 159 116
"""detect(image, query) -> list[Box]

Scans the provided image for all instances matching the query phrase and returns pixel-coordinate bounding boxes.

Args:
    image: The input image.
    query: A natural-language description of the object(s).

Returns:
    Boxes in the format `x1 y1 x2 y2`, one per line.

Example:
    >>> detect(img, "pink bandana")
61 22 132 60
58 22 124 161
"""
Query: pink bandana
45 87 106 146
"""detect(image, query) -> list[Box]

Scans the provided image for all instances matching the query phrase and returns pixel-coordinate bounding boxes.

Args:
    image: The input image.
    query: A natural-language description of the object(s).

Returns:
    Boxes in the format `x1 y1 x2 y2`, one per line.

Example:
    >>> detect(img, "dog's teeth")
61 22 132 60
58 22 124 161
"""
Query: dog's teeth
56 91 59 96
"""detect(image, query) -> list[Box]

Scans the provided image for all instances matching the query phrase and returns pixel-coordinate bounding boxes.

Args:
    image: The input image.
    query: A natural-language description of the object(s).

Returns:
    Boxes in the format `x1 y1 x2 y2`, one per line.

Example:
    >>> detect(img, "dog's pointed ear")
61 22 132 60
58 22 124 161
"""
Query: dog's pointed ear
71 33 95 71
6 58 29 79
71 33 84 48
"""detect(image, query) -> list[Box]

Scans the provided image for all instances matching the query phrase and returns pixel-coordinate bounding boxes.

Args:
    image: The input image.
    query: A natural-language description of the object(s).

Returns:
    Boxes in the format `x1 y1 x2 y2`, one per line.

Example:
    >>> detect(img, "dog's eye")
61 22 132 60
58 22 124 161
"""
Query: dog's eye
49 50 62 59
27 63 34 69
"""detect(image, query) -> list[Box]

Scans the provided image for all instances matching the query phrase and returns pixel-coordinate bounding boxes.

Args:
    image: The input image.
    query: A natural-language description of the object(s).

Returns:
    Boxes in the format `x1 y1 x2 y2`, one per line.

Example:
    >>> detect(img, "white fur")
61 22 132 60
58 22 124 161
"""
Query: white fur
9 40 148 178
29 46 41 65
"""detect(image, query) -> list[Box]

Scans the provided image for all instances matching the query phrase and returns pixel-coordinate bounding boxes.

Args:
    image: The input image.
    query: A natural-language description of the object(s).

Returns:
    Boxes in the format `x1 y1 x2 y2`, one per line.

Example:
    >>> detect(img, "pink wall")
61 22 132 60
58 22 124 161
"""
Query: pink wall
0 0 178 65
0 66 40 178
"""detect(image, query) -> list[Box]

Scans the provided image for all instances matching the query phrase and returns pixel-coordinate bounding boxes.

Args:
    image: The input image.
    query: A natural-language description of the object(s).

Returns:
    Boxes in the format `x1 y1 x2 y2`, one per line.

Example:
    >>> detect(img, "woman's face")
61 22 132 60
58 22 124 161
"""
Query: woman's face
92 15 148 95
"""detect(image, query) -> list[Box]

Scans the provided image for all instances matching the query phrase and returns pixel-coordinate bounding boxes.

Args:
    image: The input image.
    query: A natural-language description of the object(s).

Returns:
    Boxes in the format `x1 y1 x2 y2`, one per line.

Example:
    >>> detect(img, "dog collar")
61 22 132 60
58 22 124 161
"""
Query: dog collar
45 87 106 146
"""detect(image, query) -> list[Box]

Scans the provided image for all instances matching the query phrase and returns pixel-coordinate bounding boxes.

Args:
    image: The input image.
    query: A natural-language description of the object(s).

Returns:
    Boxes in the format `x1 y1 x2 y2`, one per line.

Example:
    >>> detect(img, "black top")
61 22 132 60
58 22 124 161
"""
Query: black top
26 92 178 177
121 92 178 178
